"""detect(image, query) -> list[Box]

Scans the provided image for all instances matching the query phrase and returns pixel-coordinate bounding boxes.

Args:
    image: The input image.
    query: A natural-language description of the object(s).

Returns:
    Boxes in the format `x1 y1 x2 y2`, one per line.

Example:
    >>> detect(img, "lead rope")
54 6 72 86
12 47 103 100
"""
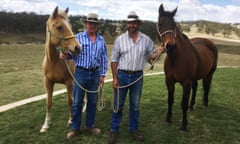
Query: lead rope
111 50 163 113
64 60 105 111
97 83 105 111
64 60 100 93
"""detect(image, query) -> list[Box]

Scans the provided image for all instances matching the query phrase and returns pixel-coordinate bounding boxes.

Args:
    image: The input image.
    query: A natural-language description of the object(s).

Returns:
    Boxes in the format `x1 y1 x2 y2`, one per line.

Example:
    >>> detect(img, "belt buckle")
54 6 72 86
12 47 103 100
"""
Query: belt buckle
89 67 96 71
89 67 98 71
127 70 134 74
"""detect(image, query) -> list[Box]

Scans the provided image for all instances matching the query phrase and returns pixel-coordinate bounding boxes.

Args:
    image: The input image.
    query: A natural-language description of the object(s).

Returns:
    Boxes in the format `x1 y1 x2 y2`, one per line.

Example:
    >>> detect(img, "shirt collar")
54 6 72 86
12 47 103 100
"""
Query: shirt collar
127 31 143 42
83 30 101 41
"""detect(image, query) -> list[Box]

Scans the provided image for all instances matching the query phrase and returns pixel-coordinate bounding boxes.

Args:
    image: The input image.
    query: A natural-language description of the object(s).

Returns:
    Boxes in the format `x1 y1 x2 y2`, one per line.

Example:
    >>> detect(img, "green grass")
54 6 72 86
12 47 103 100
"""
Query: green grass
0 43 239 105
0 68 240 144
0 43 163 105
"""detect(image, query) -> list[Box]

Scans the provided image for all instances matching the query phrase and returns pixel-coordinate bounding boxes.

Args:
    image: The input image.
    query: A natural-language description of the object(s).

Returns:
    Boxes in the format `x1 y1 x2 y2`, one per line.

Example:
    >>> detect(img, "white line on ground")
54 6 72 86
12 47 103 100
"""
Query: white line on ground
0 72 163 113
0 66 237 113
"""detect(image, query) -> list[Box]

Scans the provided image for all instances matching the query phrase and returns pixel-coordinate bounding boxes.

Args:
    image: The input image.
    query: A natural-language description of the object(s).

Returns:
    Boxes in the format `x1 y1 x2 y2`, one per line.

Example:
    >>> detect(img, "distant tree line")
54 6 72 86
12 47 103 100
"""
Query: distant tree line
0 11 158 43
0 12 48 33
0 11 239 43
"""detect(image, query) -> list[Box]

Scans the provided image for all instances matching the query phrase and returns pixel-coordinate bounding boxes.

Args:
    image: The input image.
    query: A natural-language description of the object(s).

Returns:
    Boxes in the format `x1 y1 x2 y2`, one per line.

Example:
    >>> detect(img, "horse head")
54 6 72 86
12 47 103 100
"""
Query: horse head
46 6 81 55
157 4 178 54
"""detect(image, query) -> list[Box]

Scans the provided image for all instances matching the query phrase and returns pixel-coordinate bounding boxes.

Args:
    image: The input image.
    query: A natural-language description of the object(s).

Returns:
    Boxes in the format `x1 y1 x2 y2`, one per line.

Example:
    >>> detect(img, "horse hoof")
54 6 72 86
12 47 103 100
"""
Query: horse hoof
67 119 72 127
188 107 193 112
179 127 187 133
40 128 48 133
165 122 171 127
179 129 187 133
165 120 171 126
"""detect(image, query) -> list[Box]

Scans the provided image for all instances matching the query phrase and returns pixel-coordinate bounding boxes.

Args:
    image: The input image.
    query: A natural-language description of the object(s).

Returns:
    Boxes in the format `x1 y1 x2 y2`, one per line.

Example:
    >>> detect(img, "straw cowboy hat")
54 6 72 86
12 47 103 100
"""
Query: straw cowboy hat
82 13 99 23
126 11 141 22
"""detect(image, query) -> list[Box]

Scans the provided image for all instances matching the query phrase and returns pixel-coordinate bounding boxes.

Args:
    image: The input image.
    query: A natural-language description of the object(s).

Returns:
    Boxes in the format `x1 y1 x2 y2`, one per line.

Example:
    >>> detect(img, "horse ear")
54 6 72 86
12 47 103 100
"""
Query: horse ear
159 4 164 15
53 6 59 18
172 7 178 16
65 7 69 14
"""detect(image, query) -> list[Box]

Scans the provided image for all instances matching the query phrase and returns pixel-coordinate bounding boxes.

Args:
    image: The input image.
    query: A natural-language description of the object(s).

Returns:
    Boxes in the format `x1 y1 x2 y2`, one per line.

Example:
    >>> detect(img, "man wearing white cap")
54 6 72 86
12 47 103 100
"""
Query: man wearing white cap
60 13 108 139
109 11 164 143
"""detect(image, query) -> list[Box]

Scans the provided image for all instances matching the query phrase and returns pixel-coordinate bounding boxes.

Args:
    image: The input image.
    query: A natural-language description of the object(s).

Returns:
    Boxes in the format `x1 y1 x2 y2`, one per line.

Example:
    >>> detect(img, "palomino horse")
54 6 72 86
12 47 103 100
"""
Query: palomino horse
40 7 81 132
157 4 218 131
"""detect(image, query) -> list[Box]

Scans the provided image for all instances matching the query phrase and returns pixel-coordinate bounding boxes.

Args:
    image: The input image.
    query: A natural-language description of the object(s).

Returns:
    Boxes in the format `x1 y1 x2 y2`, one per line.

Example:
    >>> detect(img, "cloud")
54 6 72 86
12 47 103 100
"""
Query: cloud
0 0 239 23
0 0 56 14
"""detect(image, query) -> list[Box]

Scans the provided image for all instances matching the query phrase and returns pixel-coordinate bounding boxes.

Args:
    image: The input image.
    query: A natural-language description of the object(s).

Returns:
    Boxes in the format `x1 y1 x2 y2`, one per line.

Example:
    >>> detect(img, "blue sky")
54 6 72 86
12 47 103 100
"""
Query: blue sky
0 0 239 23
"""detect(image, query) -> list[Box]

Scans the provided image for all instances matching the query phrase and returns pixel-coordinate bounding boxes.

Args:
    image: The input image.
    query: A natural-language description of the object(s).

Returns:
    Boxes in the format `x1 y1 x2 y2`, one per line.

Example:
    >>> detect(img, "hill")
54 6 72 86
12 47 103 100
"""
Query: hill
0 11 240 45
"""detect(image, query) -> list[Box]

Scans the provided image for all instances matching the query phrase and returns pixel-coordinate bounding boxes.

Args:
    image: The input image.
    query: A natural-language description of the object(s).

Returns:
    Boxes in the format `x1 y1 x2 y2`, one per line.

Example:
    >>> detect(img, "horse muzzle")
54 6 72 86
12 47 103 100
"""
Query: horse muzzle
166 43 176 55
71 45 82 56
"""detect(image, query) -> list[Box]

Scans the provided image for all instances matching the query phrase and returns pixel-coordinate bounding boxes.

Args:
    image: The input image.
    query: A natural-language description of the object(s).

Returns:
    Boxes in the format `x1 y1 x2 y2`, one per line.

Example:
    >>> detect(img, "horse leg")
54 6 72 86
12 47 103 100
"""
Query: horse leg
165 78 175 125
65 79 73 126
180 82 191 131
189 80 198 111
40 78 54 133
202 73 213 107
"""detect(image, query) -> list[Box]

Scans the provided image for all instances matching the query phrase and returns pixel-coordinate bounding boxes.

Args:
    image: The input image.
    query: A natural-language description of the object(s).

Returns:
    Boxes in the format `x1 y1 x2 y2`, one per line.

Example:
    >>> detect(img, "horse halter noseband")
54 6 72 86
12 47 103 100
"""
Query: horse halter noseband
156 23 176 43
48 28 76 53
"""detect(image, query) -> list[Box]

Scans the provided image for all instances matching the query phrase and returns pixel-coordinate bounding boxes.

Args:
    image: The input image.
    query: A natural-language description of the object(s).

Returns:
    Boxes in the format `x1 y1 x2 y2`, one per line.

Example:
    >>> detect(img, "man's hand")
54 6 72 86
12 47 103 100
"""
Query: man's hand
112 78 119 89
59 51 67 59
99 76 105 86
157 46 166 55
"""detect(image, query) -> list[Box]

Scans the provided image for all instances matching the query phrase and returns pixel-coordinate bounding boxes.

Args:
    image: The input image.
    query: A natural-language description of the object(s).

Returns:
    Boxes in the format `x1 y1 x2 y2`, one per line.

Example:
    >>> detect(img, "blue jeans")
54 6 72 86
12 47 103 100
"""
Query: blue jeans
71 68 99 130
110 70 143 132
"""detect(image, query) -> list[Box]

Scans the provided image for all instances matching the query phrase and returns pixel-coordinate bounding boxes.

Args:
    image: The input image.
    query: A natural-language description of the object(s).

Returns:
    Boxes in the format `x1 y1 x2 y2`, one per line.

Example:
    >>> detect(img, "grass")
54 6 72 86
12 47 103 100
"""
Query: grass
0 43 239 106
217 45 240 55
0 43 163 105
0 68 240 144
0 43 239 143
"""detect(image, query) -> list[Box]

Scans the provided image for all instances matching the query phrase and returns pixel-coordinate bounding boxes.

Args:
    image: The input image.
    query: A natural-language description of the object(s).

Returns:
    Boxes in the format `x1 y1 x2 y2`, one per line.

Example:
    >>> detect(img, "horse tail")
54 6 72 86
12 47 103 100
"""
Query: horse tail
204 39 218 72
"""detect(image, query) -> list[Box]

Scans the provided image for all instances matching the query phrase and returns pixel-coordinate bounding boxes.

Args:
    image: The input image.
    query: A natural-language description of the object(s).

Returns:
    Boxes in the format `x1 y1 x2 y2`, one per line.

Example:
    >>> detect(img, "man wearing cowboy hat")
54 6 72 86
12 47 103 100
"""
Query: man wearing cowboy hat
109 11 164 143
60 12 108 139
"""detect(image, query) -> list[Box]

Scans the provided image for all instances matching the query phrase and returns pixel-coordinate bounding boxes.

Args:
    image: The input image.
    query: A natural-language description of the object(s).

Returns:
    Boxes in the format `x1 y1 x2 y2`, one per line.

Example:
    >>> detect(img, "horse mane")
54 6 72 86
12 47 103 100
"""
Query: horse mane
44 7 69 63
182 33 189 40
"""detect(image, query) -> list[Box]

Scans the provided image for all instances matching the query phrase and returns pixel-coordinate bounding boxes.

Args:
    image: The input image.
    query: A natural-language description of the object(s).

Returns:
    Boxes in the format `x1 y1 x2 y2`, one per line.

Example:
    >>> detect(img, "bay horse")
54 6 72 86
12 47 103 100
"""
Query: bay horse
157 4 218 131
40 7 81 132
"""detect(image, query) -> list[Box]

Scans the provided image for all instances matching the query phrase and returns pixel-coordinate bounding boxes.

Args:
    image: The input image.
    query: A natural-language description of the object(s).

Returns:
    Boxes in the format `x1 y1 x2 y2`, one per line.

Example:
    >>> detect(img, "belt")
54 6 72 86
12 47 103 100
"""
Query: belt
77 66 99 72
119 69 143 74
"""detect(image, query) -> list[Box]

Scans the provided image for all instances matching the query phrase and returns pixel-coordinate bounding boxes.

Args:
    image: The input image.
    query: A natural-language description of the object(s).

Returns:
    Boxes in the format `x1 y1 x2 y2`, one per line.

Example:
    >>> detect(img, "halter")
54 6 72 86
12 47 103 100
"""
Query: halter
48 29 76 53
156 23 176 42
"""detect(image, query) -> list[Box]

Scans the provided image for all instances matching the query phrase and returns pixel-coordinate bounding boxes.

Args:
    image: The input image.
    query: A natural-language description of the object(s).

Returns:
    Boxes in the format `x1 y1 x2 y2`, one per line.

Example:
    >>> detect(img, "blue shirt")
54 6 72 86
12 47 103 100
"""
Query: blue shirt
69 31 108 77
111 31 156 71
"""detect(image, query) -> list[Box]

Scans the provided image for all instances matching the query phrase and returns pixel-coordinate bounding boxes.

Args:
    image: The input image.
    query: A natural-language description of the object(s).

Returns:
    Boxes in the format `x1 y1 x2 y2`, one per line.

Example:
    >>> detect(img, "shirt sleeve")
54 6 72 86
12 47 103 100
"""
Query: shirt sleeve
111 38 120 62
100 42 108 77
147 38 156 57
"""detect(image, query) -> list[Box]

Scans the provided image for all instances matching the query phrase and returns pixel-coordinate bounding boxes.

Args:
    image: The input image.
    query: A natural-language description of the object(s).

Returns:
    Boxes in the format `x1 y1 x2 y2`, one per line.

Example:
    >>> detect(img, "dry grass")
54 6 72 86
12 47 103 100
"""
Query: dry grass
218 53 240 67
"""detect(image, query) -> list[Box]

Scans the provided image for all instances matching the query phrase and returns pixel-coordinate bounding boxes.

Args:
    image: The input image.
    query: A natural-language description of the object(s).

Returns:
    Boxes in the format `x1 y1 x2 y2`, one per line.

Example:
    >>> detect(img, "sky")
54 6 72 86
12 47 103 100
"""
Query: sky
0 0 240 23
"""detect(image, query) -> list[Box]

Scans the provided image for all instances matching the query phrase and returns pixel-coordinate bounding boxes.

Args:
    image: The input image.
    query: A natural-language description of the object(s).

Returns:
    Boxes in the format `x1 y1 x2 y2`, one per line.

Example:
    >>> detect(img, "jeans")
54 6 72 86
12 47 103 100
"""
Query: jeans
110 70 143 132
71 68 99 130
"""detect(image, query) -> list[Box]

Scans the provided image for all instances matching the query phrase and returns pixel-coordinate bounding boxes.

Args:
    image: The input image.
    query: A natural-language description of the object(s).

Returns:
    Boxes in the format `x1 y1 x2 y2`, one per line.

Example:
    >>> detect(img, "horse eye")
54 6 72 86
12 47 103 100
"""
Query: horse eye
56 26 62 31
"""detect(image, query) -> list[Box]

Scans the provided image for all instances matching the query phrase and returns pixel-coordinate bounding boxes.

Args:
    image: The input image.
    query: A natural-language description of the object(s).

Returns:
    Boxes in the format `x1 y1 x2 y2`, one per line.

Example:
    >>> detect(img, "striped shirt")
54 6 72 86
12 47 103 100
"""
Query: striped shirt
111 31 156 71
69 31 108 77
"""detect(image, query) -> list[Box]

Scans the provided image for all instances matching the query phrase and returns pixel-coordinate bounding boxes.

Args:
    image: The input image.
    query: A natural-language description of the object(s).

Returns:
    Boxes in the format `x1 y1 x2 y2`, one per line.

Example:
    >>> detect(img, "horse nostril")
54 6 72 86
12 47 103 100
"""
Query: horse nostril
166 43 176 54
75 46 81 54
